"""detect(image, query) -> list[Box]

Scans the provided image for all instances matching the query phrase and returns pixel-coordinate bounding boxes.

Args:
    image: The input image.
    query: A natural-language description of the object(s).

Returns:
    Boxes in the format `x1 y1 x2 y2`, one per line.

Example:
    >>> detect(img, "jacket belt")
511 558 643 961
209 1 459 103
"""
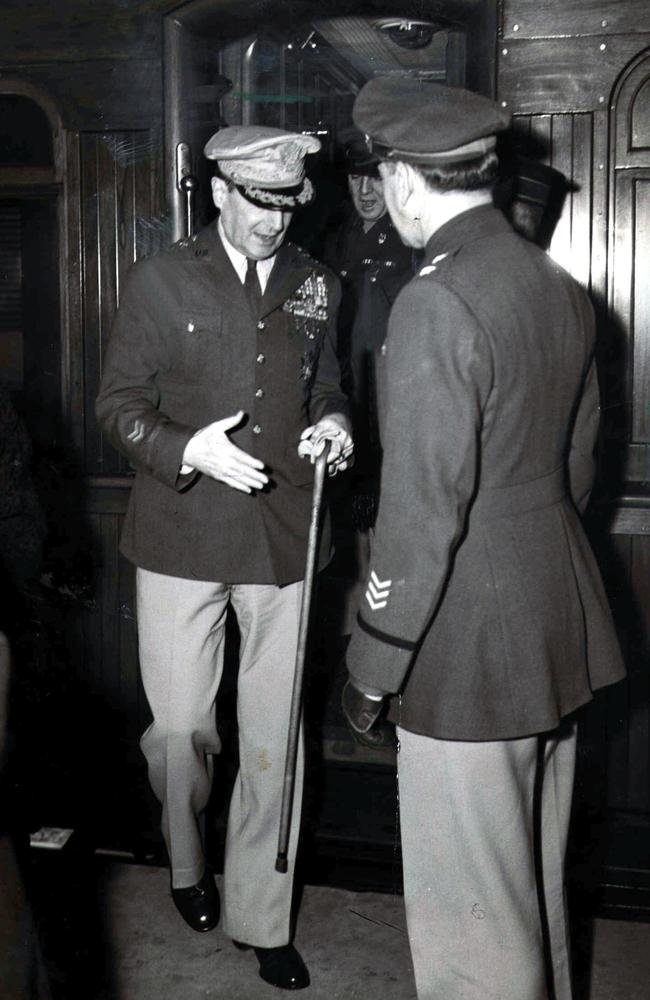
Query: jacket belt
471 467 566 520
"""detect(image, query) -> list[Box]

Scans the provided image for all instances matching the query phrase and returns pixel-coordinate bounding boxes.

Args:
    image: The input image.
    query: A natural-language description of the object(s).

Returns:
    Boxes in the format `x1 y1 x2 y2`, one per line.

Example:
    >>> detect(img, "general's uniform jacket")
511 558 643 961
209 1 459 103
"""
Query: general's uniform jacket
347 204 625 741
96 222 348 585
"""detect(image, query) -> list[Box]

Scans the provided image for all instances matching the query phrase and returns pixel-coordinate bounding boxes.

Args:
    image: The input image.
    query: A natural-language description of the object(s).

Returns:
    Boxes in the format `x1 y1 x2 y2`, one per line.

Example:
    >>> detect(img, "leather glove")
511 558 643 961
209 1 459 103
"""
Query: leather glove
341 678 386 735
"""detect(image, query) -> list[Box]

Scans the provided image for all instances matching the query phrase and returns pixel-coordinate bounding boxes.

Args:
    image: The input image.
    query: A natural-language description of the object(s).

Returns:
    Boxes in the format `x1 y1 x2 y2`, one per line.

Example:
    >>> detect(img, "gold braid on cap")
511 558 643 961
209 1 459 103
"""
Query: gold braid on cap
240 178 314 206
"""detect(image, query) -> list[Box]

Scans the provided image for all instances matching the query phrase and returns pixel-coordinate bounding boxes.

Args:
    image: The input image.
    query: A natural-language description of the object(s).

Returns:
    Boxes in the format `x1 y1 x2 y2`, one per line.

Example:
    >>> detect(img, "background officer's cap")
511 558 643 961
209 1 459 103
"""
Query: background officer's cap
344 134 380 178
513 158 566 206
352 78 511 166
205 125 321 208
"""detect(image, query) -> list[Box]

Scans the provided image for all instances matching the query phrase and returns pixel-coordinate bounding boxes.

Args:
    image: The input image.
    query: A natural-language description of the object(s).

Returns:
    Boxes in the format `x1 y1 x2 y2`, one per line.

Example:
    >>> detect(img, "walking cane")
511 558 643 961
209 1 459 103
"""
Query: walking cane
275 441 331 873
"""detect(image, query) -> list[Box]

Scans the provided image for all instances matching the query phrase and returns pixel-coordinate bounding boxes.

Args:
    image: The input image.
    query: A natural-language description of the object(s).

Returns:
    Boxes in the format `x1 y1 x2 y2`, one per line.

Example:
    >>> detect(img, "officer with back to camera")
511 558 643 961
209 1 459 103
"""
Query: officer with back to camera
96 125 352 991
342 78 625 1000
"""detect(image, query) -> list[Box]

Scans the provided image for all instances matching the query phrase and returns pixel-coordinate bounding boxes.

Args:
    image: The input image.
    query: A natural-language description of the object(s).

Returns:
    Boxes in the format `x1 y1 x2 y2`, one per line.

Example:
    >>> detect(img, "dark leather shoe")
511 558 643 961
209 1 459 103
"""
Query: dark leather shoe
171 871 219 932
233 941 310 990
350 719 397 752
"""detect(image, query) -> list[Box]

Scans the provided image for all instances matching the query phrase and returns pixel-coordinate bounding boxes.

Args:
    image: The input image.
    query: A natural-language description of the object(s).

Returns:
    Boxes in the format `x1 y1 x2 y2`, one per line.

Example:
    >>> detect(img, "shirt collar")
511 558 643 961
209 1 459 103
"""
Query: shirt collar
217 219 276 291
424 203 512 261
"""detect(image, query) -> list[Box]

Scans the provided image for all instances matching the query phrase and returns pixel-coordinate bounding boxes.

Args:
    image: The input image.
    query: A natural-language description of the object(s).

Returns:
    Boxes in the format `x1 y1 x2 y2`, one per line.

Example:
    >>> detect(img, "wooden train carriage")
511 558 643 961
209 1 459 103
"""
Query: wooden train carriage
0 0 648 916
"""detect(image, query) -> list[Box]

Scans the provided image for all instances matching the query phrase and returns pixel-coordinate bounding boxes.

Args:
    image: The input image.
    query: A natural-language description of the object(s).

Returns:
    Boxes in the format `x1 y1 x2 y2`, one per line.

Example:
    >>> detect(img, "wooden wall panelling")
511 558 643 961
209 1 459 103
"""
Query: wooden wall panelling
631 176 650 445
501 1 650 40
115 134 143 478
609 168 635 436
613 50 650 449
512 112 595 286
80 134 102 473
0 60 166 133
627 535 650 810
590 109 609 302
609 49 650 478
562 114 594 291
81 130 162 475
0 0 176 64
96 137 119 475
579 528 631 814
499 36 646 114
599 531 634 812
546 114 593 287
62 129 85 462
597 529 650 814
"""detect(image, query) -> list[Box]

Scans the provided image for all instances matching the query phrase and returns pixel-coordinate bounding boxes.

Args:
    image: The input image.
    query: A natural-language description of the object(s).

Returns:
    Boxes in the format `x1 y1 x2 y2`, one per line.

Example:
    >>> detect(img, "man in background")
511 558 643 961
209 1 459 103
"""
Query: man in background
324 136 414 641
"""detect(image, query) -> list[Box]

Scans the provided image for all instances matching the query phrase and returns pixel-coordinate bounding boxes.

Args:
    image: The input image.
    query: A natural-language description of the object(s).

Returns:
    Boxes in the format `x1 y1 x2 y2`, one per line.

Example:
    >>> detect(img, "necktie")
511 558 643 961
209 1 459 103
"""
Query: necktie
244 257 263 316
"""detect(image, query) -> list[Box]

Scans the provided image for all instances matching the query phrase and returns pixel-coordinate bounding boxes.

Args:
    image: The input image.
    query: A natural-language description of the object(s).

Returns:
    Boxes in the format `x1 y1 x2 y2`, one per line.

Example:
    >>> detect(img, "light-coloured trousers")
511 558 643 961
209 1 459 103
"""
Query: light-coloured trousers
397 721 577 1000
136 568 304 947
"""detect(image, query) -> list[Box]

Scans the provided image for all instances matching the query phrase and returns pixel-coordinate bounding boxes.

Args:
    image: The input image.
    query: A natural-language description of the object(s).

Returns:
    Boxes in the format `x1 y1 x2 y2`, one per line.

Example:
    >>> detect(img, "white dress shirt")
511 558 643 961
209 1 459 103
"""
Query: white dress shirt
218 220 276 291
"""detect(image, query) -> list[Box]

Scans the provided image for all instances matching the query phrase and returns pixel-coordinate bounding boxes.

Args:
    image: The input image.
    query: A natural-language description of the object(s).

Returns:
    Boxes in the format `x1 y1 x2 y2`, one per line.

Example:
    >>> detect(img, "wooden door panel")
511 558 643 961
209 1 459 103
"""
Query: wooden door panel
611 53 650 470
80 130 164 476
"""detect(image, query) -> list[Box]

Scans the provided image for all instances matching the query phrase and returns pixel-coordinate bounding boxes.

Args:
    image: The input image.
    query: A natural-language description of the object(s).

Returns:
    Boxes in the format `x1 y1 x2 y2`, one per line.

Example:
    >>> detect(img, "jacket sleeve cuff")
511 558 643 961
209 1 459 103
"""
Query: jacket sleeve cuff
148 421 198 490
175 466 200 492
346 674 389 700
311 397 350 424
346 618 415 695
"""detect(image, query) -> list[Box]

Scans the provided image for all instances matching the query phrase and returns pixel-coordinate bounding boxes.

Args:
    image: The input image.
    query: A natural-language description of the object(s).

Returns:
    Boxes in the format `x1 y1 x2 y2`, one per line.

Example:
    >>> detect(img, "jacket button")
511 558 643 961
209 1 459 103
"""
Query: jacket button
256 353 265 364
257 320 265 330
255 388 264 398
252 424 262 435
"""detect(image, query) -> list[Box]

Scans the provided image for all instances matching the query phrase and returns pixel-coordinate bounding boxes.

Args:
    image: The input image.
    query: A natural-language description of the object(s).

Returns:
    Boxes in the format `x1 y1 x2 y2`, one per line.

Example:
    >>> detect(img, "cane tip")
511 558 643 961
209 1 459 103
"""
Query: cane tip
275 855 288 874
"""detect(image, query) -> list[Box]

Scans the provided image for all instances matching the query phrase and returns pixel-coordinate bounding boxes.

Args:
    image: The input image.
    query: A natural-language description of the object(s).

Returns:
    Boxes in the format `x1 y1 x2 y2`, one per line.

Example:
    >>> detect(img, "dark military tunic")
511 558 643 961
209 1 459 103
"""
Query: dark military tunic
325 209 414 525
96 222 347 585
347 204 625 741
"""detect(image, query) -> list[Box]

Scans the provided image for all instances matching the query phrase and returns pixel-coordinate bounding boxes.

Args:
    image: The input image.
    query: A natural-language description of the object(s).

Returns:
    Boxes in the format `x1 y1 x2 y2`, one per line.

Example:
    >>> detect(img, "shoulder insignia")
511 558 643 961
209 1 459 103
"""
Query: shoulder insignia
418 252 449 277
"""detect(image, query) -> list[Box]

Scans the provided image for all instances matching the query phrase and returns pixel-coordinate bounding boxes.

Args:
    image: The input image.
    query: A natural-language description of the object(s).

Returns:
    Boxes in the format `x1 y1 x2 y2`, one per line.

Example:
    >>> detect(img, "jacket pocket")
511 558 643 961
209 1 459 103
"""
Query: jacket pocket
283 440 315 487
176 308 223 384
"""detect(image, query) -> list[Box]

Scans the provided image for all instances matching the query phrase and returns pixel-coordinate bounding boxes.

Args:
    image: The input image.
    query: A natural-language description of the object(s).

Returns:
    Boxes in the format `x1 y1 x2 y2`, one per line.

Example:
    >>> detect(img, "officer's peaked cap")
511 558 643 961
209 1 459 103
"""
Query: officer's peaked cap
352 78 511 166
343 133 380 177
205 125 321 208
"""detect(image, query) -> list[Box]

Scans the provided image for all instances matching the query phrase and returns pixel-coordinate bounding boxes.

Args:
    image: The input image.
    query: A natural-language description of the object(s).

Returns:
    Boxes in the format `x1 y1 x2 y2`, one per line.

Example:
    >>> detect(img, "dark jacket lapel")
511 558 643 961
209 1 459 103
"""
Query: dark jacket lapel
187 223 248 312
190 225 314 320
260 242 314 318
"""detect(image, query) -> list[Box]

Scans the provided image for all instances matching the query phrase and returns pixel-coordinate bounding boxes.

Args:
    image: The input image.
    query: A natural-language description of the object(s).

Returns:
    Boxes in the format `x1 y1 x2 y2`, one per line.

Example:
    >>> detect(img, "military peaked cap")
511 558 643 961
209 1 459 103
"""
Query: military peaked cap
344 134 380 177
513 158 566 206
352 78 511 166
204 125 321 208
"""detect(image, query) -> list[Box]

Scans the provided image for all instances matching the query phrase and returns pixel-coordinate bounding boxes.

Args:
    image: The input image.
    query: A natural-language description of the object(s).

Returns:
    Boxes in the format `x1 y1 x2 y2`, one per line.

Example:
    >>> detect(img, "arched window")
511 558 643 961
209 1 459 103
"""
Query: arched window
0 94 54 167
